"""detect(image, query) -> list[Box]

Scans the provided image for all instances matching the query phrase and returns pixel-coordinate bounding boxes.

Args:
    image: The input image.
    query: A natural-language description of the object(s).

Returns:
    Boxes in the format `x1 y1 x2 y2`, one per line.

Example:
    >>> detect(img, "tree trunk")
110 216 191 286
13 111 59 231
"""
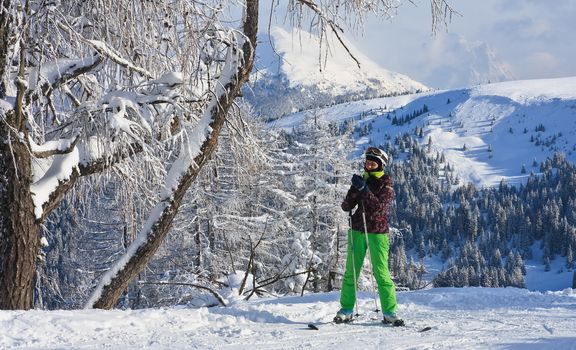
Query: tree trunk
0 0 13 97
0 113 39 310
0 1 41 310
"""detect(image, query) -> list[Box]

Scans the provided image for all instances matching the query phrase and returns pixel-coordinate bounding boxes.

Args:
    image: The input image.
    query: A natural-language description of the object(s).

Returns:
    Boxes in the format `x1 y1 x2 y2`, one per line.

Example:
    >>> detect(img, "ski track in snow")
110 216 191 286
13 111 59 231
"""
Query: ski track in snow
1 288 575 349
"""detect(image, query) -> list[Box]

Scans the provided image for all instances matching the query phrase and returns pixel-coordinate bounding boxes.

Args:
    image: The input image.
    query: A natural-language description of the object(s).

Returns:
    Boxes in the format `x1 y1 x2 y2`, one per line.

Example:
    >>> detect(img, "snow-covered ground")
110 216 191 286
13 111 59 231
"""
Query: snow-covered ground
2 287 575 349
525 243 575 292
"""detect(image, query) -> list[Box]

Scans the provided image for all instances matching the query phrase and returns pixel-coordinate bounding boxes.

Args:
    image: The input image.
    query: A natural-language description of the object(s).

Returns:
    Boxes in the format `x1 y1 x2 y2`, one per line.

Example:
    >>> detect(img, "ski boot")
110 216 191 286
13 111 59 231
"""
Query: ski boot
333 309 353 324
382 312 405 327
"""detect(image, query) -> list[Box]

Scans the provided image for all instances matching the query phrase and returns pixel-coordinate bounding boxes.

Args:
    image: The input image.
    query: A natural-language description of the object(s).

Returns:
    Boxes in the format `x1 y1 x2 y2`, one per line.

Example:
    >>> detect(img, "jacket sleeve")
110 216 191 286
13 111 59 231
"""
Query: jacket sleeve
341 186 360 212
362 175 394 214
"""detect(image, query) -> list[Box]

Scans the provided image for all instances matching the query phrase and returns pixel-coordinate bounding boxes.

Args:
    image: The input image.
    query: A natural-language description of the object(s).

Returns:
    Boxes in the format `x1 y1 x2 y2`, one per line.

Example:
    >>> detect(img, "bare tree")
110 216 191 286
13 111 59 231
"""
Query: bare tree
0 0 455 310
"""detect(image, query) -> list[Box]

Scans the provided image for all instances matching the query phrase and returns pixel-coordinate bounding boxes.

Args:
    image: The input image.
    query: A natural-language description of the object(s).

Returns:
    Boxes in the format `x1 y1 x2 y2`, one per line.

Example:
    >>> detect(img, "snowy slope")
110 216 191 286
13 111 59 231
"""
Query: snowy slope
271 76 576 188
244 27 427 119
2 287 575 349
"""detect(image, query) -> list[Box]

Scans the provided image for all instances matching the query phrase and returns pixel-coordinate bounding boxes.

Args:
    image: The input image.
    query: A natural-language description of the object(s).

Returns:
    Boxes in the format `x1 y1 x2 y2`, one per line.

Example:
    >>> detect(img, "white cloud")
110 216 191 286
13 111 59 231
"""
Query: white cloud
362 31 514 89
522 52 560 77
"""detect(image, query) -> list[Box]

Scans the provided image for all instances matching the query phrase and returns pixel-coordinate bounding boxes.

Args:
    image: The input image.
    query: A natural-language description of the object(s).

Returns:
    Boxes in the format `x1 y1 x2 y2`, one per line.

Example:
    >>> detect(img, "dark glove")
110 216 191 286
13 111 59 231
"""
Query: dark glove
351 174 367 193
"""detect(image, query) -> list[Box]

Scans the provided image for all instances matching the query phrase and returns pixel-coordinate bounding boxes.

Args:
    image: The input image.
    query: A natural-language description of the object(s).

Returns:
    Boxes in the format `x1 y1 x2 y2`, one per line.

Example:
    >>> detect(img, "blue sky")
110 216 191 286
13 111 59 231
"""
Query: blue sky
259 0 576 89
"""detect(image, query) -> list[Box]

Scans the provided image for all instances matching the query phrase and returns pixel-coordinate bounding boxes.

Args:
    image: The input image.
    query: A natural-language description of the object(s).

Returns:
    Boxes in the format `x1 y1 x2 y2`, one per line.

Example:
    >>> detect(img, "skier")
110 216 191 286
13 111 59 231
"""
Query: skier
334 146 403 326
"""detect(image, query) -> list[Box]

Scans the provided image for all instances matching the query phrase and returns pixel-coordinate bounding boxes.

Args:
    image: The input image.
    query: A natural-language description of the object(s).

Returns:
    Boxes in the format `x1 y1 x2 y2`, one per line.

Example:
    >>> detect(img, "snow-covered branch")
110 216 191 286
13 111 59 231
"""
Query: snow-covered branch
27 54 103 101
31 135 147 222
56 22 154 79
84 0 259 310
30 69 186 221
29 134 80 159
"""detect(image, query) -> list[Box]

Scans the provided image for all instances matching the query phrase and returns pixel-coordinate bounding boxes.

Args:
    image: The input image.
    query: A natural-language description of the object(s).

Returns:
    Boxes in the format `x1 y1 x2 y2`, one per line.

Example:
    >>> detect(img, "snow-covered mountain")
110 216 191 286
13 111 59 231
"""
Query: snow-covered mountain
271 76 576 189
244 27 428 120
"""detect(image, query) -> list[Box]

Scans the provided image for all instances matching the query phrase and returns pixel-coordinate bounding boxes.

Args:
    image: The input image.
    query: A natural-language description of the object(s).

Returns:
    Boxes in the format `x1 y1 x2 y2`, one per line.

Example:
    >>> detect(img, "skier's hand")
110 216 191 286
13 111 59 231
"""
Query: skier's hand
351 174 366 192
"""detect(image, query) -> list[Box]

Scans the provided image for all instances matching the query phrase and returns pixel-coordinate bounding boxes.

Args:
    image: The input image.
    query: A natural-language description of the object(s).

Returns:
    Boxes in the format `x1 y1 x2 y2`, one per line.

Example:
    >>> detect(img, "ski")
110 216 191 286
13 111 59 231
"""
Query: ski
381 320 433 332
307 319 350 330
306 319 347 330
308 319 433 333
307 315 356 330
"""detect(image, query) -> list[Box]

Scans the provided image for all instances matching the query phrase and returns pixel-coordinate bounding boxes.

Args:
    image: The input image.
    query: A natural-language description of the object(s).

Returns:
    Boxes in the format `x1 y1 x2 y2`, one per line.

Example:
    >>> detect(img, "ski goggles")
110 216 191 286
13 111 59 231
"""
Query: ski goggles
365 147 388 164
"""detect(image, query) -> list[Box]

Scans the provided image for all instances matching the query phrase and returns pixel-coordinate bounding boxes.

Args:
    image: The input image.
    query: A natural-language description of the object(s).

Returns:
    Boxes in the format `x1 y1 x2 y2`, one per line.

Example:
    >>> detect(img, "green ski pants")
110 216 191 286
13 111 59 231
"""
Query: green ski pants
340 229 397 314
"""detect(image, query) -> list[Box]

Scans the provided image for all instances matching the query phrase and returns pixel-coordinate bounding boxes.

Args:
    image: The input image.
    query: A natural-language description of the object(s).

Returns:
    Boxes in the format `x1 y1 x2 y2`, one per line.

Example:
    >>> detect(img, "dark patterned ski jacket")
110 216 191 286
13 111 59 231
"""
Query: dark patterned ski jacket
341 174 394 234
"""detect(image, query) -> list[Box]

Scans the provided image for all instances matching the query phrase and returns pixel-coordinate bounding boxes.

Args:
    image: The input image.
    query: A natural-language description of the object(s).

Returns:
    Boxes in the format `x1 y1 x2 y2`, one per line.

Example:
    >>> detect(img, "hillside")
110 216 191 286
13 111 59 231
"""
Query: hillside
244 27 428 120
271 76 576 188
2 287 575 349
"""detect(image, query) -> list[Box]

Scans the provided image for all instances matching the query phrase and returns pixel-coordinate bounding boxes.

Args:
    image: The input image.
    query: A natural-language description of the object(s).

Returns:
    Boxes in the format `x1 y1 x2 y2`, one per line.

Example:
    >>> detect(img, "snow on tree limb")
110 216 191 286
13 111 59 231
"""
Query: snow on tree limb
27 55 103 101
84 0 259 310
32 134 150 222
30 149 80 219
85 42 242 309
29 133 81 159
30 68 186 221
56 21 153 79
